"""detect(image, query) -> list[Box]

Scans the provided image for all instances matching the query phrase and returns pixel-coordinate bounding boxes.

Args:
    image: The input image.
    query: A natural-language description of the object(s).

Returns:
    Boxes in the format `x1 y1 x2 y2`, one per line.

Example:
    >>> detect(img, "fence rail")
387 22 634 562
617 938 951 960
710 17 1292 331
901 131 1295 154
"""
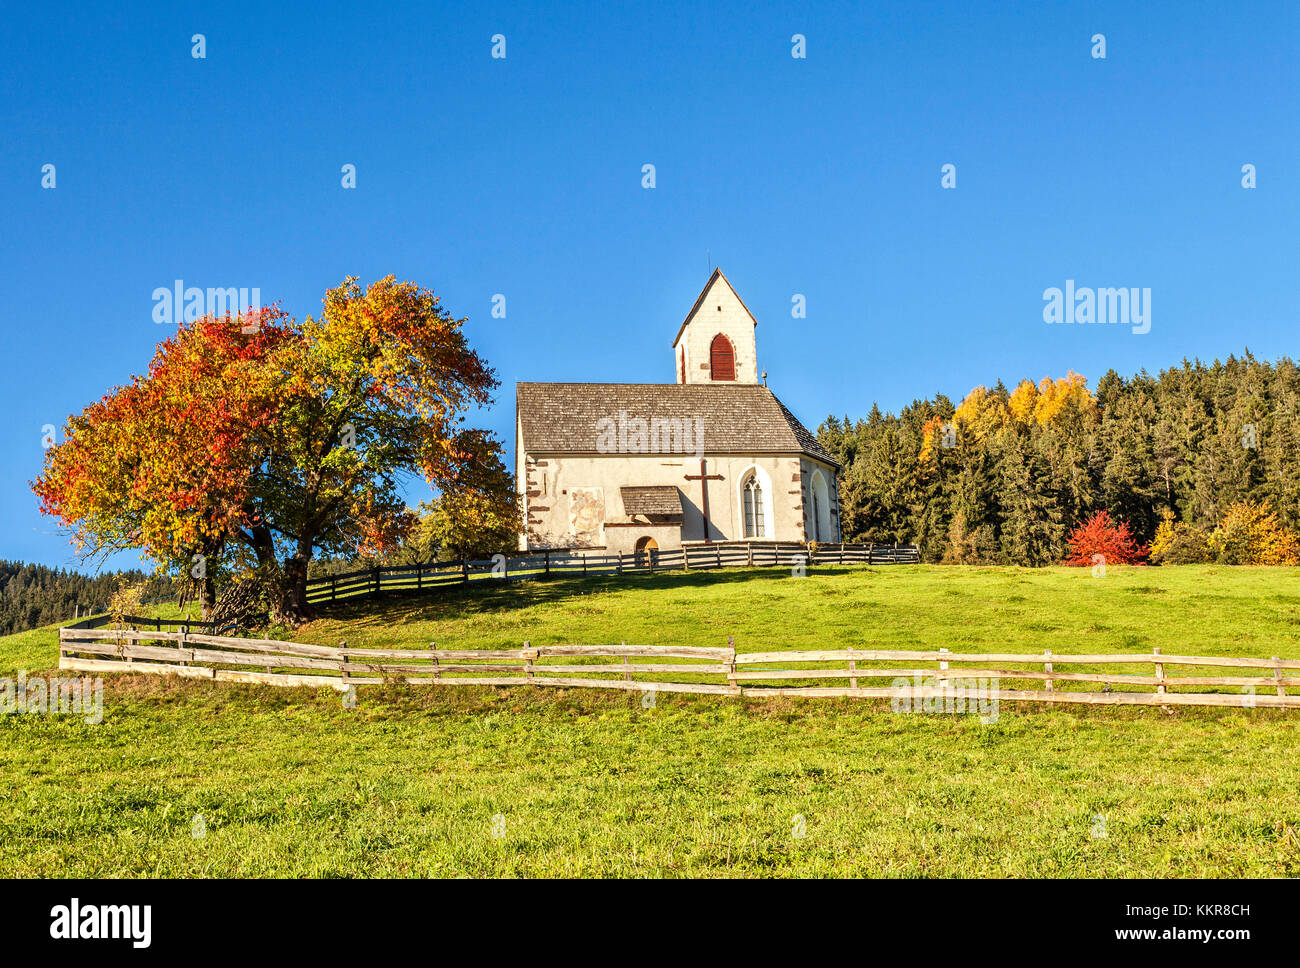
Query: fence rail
303 541 922 606
56 628 1300 710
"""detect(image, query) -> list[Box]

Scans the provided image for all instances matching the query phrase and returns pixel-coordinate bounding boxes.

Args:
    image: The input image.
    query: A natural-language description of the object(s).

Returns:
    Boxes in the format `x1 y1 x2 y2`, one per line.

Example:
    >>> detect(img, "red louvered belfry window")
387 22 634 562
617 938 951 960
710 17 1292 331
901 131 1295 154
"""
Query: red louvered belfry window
710 334 735 381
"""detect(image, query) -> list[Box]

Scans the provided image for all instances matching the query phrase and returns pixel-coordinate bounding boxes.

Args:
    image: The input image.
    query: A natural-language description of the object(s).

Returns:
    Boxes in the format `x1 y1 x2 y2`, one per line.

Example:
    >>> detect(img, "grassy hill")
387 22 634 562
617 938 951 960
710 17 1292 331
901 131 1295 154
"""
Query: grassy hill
293 562 1300 658
2 565 1300 877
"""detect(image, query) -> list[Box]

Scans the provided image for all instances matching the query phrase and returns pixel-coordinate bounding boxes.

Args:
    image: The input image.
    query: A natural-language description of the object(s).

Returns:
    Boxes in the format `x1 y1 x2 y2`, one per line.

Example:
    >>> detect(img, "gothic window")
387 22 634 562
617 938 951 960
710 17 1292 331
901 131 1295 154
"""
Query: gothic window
810 470 832 542
710 334 735 381
743 475 766 538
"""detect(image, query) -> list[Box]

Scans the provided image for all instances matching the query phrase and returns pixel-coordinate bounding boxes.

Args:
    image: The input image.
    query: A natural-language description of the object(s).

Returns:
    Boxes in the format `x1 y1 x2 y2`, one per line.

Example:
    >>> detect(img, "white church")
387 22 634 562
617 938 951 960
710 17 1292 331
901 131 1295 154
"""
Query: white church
515 268 841 555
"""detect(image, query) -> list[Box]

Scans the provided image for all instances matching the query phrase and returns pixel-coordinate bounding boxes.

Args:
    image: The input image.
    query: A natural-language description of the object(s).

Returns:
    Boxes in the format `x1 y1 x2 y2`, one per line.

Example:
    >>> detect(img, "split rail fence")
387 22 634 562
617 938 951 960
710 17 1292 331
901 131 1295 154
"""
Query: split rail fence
58 622 1300 710
304 540 921 607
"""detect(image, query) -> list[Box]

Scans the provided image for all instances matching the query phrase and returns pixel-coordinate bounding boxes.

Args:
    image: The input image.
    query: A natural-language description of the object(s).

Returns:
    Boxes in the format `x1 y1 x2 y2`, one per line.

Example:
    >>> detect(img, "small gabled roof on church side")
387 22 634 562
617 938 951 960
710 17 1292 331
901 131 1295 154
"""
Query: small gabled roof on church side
671 267 759 349
620 486 684 518
515 382 840 467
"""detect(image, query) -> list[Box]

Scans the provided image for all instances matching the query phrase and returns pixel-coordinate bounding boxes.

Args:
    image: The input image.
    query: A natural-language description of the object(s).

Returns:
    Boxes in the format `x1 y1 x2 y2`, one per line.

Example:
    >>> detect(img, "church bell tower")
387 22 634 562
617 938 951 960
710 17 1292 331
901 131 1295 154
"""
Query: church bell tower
672 268 759 385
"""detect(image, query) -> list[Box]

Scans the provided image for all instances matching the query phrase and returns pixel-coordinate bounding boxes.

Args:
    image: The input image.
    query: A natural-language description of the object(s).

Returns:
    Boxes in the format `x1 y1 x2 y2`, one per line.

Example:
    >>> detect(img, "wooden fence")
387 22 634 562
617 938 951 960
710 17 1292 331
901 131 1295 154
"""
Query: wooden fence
304 540 922 606
56 627 1300 709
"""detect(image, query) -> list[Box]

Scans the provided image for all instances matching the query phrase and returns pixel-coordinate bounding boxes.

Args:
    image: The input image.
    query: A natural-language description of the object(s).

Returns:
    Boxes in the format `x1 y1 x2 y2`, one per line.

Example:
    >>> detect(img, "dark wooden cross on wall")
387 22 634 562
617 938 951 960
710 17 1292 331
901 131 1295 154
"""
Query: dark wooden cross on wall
684 458 724 543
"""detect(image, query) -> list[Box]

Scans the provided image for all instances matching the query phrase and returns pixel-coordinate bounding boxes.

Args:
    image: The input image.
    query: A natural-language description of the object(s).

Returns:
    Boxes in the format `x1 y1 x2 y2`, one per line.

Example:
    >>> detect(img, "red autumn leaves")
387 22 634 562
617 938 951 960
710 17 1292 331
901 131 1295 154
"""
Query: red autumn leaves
1062 510 1149 566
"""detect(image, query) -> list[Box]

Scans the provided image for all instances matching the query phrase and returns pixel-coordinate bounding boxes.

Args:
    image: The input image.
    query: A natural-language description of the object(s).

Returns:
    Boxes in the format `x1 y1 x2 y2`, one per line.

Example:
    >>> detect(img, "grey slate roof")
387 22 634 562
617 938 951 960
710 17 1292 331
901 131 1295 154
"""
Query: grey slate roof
620 486 684 517
516 383 839 467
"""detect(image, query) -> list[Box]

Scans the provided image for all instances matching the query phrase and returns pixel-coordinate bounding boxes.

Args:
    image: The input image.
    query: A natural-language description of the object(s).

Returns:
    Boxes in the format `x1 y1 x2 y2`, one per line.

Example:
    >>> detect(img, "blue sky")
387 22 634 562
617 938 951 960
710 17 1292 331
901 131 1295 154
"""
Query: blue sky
3 0 1297 571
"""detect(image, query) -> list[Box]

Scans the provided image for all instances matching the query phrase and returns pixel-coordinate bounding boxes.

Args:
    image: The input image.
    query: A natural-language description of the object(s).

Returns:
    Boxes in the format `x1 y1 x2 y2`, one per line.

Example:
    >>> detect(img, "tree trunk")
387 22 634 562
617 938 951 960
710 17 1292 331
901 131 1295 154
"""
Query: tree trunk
199 573 217 621
276 545 316 626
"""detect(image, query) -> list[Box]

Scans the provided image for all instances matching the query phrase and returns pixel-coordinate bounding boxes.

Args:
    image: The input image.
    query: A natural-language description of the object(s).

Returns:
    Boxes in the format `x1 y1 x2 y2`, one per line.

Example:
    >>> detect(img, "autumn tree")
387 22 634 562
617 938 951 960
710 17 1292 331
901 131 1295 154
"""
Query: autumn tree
240 277 501 620
1206 500 1300 565
35 277 507 624
1062 510 1148 566
411 432 520 560
33 308 293 614
1148 509 1210 564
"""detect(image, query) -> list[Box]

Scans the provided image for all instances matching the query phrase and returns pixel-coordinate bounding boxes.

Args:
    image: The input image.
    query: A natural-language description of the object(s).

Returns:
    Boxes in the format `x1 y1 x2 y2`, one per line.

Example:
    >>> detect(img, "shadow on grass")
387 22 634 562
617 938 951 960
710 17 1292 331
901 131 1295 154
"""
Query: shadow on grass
305 565 888 630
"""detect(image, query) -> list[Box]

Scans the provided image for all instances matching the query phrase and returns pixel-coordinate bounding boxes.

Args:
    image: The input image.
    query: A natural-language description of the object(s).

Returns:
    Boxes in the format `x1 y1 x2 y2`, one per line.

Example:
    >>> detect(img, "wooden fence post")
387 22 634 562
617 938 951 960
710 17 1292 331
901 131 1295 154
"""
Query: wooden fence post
1044 650 1054 693
727 635 737 692
868 541 874 564
649 550 655 574
938 647 950 704
524 640 534 682
848 646 857 690
1273 656 1285 698
416 566 422 592
617 552 623 574
622 642 631 682
431 641 440 680
339 641 349 683
544 549 551 575
747 544 753 567
1153 648 1166 695
716 546 722 569
683 546 690 571
462 557 469 583
332 574 338 602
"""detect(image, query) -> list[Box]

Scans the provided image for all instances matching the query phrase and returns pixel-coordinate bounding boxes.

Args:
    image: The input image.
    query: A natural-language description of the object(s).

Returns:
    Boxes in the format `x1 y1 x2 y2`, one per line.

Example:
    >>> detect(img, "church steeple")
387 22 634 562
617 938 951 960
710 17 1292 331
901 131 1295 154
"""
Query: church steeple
672 268 759 385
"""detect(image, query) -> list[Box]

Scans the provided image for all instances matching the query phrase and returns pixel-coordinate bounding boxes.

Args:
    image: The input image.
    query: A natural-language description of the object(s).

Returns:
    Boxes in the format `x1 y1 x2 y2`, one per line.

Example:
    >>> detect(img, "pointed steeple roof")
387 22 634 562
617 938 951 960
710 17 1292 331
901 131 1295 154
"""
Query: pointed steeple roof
671 267 759 348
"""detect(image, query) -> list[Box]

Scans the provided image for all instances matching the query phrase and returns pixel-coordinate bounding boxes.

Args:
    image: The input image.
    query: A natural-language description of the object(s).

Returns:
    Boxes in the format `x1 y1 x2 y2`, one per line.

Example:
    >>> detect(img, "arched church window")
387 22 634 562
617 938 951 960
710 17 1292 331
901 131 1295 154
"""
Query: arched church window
710 334 735 381
810 470 831 542
743 476 765 538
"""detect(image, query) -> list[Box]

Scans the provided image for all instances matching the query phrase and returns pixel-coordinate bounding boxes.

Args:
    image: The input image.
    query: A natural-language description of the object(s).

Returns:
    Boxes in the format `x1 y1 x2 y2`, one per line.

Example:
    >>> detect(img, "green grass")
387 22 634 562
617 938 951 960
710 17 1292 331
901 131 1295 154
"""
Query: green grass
3 565 1300 877
294 563 1300 658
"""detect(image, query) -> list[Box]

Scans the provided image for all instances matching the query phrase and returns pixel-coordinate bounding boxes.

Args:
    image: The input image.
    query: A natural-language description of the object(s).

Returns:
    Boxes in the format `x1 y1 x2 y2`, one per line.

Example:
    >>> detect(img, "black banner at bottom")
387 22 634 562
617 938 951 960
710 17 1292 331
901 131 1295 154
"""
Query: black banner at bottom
0 877 1288 955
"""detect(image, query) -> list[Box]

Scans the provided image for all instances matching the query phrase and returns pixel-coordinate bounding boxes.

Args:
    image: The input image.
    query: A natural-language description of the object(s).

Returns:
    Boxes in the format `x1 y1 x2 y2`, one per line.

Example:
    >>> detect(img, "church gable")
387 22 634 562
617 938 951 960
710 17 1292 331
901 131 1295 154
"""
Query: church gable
672 268 759 385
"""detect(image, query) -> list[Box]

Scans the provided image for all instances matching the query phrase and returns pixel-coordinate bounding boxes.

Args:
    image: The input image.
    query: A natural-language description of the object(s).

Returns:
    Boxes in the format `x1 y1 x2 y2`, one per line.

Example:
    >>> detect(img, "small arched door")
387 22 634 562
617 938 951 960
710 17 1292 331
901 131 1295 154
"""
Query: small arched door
634 536 658 566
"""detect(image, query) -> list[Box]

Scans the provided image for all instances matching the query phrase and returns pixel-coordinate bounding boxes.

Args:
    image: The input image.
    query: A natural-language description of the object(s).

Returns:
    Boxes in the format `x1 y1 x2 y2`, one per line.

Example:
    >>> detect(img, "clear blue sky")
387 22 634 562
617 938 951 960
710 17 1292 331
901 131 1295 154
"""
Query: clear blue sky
3 0 1296 571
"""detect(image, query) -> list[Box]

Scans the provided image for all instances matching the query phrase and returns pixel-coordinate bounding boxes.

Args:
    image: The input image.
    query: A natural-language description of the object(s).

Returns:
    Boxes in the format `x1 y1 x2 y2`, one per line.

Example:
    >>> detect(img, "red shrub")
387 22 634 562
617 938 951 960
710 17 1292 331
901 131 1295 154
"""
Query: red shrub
1063 510 1148 566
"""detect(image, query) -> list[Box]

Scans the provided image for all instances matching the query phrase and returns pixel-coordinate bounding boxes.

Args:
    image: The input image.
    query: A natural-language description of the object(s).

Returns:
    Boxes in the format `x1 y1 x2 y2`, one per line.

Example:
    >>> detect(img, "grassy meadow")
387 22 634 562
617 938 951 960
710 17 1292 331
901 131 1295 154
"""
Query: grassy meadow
3 564 1300 877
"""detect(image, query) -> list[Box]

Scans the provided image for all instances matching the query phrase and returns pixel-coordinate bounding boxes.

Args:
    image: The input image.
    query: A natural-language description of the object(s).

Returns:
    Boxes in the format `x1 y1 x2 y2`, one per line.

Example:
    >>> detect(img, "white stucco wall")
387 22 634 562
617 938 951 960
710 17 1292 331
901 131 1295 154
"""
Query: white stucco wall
519 451 832 553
